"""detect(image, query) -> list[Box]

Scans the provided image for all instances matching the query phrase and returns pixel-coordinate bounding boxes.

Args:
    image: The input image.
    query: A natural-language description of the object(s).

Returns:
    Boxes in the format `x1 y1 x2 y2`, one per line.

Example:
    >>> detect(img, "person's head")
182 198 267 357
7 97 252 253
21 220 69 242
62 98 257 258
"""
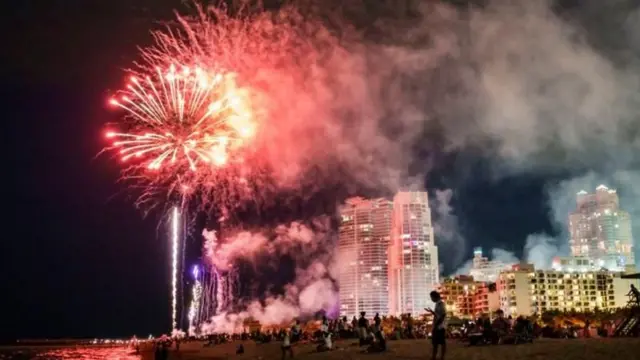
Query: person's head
632 284 637 289
496 309 504 318
360 311 366 317
430 290 441 302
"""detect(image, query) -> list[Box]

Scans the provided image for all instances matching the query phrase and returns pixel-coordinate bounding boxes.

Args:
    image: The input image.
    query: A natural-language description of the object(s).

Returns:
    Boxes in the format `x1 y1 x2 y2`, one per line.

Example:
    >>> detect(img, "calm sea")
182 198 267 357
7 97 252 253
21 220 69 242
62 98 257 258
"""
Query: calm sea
0 346 141 360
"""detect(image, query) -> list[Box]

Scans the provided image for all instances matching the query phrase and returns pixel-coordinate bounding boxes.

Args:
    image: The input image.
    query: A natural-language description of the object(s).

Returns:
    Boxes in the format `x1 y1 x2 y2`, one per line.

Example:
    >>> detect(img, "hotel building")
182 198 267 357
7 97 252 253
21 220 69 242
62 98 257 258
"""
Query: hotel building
438 275 500 318
568 185 635 272
337 197 393 318
498 264 639 317
388 191 440 316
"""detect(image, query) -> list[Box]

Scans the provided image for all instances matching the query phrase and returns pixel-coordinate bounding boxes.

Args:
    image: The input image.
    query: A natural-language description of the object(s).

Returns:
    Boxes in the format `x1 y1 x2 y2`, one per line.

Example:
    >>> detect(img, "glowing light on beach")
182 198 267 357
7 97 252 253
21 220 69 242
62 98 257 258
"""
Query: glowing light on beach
188 265 203 335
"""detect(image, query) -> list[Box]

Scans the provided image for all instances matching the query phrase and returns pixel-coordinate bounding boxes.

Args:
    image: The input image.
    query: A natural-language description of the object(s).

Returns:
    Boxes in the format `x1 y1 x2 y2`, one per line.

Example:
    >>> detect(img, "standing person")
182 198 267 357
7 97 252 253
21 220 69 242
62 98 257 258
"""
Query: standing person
374 313 381 333
358 312 369 346
321 316 329 333
291 319 301 343
426 291 447 360
351 316 358 337
628 284 640 305
282 330 294 359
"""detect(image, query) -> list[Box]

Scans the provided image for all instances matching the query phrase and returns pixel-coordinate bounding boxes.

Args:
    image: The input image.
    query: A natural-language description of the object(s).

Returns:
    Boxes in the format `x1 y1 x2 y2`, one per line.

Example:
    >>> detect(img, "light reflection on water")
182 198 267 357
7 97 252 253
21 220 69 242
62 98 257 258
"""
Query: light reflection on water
15 347 141 360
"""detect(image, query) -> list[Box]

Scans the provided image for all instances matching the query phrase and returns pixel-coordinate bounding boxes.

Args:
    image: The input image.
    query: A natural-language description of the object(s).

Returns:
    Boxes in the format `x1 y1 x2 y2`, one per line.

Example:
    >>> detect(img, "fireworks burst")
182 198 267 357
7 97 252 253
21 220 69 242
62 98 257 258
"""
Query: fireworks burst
104 2 357 212
106 64 255 175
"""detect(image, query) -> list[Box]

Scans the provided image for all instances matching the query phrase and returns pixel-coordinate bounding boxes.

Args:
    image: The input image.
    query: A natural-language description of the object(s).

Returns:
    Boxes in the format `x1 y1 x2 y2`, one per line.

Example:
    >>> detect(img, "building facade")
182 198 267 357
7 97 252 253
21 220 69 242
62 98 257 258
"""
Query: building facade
337 197 393 318
569 185 635 272
497 264 534 317
498 264 640 317
438 275 500 318
473 282 501 317
388 191 440 316
552 255 605 273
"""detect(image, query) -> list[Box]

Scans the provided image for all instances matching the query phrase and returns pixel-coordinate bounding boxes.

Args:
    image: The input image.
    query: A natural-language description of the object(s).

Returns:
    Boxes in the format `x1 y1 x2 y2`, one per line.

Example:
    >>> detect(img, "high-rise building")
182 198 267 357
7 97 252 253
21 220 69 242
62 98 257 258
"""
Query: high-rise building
337 197 393 318
498 264 639 317
569 185 635 271
388 191 440 316
470 247 512 282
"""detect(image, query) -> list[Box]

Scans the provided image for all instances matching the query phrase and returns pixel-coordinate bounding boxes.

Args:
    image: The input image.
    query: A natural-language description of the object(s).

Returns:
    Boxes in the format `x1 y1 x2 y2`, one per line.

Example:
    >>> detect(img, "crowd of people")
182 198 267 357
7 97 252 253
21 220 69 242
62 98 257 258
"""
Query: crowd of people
141 285 639 360
460 309 535 345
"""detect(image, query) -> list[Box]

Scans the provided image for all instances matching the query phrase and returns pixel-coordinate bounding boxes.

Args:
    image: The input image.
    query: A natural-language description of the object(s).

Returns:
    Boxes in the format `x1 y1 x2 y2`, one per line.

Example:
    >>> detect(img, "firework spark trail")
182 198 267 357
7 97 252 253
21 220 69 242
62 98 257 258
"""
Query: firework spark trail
188 265 203 335
171 207 180 330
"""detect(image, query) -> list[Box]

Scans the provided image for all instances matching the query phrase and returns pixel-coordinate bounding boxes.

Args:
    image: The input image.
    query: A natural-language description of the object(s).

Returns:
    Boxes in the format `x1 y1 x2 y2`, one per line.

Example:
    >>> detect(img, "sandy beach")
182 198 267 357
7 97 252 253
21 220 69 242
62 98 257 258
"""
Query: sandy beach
137 337 640 360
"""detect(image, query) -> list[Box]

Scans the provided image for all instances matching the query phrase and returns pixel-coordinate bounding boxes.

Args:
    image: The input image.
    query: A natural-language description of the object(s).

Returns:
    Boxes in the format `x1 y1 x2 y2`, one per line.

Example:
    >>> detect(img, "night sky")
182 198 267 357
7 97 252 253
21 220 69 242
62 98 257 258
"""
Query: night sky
4 0 632 340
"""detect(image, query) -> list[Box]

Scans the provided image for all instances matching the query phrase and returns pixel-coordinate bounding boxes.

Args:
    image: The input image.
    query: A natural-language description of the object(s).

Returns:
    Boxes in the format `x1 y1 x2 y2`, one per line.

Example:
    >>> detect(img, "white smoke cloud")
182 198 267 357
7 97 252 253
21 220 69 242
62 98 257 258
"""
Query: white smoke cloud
200 261 338 333
424 0 639 271
454 247 518 276
524 234 559 269
183 0 640 250
432 189 466 268
203 218 328 271
491 248 519 266
438 1 640 173
200 219 339 333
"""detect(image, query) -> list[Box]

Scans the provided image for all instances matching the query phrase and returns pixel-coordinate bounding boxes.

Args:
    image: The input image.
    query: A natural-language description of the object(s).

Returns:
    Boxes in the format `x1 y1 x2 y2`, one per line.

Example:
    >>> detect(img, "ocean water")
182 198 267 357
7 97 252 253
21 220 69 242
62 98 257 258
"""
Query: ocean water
0 346 141 360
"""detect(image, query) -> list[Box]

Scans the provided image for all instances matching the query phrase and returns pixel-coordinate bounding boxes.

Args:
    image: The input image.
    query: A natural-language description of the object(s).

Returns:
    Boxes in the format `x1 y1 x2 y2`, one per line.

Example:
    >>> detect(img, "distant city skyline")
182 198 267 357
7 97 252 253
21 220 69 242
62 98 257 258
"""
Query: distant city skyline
337 184 639 320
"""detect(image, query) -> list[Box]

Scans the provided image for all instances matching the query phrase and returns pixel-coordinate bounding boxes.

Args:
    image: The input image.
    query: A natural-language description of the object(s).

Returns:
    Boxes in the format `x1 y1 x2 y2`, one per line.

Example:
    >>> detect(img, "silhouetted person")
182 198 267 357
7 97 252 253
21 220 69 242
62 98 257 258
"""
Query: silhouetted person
358 312 369 346
426 291 446 360
321 316 329 333
291 320 301 343
628 284 640 305
281 331 294 359
374 313 381 333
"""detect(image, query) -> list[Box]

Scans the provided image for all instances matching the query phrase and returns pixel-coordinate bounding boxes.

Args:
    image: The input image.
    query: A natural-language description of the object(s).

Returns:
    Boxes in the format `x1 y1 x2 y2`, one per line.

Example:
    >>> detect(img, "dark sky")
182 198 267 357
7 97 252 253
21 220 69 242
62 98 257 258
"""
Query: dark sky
3 0 558 340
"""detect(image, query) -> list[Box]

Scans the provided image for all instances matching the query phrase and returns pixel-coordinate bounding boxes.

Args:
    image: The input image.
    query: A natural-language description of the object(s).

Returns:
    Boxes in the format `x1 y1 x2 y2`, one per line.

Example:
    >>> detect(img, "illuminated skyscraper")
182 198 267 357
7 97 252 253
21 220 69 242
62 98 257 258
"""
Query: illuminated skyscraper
388 191 439 316
337 197 393 318
569 185 635 271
